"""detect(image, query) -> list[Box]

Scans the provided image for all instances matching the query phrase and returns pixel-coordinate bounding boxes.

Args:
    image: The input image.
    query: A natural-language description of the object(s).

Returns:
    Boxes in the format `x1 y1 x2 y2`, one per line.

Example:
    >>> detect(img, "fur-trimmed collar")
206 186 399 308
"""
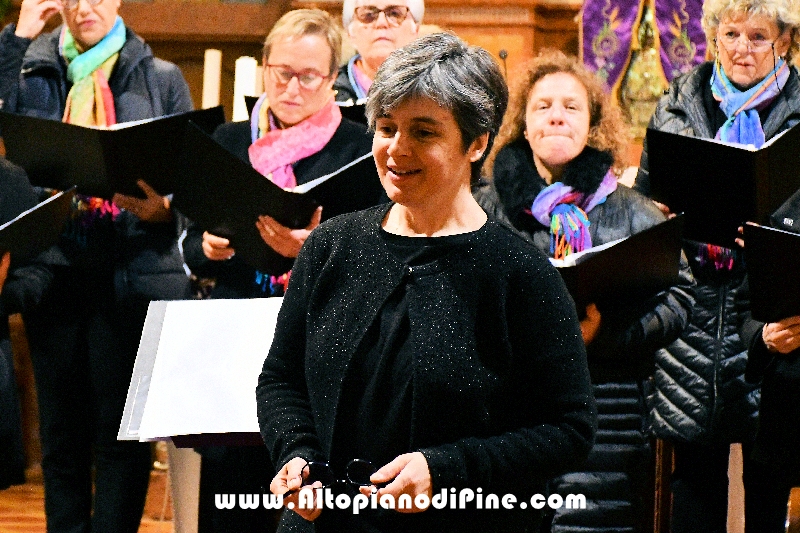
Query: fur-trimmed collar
491 139 613 222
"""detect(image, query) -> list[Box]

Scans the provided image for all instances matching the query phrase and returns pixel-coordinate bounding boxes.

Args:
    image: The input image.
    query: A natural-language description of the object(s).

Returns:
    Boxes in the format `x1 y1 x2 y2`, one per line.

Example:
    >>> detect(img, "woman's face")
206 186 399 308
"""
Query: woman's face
348 0 419 73
373 96 487 210
61 0 121 50
264 34 336 128
525 72 591 181
716 14 791 89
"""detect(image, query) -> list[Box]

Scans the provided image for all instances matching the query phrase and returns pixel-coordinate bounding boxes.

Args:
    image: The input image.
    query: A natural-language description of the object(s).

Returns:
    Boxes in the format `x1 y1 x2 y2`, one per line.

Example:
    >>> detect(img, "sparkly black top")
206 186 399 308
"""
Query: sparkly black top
257 203 597 532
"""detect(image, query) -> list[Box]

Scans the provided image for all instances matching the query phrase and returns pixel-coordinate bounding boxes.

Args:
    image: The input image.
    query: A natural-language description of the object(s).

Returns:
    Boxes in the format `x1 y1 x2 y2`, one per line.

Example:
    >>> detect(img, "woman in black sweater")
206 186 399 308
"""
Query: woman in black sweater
182 10 382 533
257 33 596 533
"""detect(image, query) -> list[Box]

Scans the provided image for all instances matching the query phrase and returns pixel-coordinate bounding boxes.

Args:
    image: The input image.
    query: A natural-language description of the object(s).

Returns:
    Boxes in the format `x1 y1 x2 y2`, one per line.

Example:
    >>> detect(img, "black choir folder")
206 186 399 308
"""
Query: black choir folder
171 123 382 270
0 106 225 199
743 223 800 323
118 298 282 447
0 188 75 261
646 123 800 247
552 215 684 312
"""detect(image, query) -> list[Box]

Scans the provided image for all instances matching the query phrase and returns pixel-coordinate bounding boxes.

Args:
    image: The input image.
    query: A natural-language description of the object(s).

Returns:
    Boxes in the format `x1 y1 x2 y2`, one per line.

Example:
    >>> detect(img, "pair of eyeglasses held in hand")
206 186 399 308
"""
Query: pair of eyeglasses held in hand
283 459 381 496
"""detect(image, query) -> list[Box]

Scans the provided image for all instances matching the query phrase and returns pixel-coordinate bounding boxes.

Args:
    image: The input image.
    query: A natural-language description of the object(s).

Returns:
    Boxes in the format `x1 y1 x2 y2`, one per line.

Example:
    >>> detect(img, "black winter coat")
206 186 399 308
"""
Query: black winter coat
0 22 193 306
0 158 37 490
257 204 597 533
636 61 800 445
477 142 694 533
182 117 382 299
333 62 359 104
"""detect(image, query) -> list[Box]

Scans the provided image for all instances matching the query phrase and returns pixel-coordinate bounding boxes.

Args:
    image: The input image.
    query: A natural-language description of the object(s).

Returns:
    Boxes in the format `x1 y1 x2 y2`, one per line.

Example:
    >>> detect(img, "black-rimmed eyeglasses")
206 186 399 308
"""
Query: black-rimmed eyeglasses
353 5 411 26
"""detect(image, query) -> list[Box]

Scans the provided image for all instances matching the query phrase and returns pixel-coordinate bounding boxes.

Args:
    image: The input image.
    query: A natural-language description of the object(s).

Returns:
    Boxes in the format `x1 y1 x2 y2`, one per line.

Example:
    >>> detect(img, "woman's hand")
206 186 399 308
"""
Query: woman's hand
112 180 172 223
762 316 800 354
256 206 322 258
0 252 11 294
360 452 432 513
15 0 62 40
202 232 235 261
580 303 602 345
270 457 323 522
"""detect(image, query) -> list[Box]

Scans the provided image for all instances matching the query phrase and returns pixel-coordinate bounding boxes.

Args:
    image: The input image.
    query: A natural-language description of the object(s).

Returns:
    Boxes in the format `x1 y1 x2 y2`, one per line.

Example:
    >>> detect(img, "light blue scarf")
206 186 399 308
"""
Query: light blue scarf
711 58 789 148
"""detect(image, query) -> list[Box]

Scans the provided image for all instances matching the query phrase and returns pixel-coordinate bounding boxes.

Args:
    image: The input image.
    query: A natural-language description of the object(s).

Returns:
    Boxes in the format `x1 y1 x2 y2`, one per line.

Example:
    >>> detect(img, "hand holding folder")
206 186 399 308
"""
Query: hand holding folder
551 215 684 313
646 123 800 247
172 123 382 270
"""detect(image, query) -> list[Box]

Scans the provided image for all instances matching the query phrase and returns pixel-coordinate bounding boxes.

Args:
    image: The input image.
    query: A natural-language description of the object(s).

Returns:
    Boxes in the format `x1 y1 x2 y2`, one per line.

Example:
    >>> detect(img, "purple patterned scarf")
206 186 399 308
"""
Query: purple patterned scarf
531 171 618 258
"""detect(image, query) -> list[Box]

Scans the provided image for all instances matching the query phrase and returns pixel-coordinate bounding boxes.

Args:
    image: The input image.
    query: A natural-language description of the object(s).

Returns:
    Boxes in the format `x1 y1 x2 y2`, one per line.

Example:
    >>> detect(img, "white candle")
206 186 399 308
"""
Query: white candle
233 56 258 122
201 49 222 109
255 65 264 96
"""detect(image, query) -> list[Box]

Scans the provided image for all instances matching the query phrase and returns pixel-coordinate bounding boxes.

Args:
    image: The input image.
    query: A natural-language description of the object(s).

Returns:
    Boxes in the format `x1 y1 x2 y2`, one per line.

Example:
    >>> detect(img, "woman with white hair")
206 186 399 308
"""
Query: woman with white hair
259 33 596 533
636 0 800 530
334 0 424 104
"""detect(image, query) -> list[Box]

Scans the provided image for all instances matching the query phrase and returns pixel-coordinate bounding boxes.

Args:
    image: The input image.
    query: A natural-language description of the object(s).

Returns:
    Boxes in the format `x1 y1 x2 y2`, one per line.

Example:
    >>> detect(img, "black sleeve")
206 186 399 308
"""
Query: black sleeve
0 161 55 316
0 24 32 115
420 251 597 494
256 229 327 470
736 276 774 384
589 198 695 371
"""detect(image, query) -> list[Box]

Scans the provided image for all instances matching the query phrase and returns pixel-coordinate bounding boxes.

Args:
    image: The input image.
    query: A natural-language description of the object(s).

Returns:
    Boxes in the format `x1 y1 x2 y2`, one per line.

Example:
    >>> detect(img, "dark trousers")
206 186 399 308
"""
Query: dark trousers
0 338 26 489
197 445 278 533
670 442 793 533
24 277 152 533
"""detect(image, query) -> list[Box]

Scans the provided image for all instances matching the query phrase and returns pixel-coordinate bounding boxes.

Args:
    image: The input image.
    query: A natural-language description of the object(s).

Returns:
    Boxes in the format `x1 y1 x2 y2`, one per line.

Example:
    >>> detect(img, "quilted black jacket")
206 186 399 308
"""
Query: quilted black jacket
635 61 800 445
477 143 694 533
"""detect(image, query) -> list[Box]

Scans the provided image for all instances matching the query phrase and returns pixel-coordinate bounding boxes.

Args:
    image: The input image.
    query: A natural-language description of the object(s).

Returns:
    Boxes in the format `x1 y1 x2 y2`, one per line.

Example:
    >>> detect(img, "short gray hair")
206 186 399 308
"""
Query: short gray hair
702 0 800 60
342 0 425 29
366 32 508 184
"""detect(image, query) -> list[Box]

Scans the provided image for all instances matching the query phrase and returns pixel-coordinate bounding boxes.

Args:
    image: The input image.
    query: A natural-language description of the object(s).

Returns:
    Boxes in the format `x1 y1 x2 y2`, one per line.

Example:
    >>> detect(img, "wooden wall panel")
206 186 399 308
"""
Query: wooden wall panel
292 0 580 82
2 0 291 119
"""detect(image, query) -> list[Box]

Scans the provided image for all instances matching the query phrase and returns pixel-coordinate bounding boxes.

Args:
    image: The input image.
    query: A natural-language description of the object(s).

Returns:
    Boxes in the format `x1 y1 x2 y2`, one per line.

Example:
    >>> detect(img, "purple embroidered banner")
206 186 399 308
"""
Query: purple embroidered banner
581 0 643 94
655 0 706 81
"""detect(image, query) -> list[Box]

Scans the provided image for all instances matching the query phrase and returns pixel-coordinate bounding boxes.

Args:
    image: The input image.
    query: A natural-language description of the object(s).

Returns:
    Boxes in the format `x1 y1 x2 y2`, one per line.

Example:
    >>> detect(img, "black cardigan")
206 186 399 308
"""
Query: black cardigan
256 204 597 532
183 117 383 299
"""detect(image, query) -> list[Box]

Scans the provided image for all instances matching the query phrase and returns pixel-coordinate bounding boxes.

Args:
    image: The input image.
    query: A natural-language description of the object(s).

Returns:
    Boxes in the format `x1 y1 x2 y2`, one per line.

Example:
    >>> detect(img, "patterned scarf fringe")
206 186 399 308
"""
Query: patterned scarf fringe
695 242 738 271
550 203 592 259
255 271 291 296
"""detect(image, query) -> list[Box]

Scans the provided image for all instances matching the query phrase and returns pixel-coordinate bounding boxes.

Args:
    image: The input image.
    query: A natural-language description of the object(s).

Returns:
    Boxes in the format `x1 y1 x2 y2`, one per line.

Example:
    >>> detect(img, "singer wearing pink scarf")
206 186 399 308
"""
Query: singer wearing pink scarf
182 10 383 532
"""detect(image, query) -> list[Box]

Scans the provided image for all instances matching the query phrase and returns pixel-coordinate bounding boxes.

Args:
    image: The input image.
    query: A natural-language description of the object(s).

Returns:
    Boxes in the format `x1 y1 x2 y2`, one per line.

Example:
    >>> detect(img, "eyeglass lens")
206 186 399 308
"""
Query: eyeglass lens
718 32 773 52
300 459 377 488
66 0 102 10
355 6 410 25
268 66 327 90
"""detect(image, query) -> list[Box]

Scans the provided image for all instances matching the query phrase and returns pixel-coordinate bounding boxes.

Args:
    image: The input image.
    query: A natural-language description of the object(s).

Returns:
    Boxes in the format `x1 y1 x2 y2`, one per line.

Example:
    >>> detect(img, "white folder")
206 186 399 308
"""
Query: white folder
118 297 282 446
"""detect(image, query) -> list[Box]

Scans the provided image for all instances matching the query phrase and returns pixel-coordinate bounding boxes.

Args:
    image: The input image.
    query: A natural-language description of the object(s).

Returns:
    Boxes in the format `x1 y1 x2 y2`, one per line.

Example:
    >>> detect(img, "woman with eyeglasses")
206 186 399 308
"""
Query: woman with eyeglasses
634 0 800 531
334 0 423 106
258 33 596 533
0 0 192 531
181 9 383 533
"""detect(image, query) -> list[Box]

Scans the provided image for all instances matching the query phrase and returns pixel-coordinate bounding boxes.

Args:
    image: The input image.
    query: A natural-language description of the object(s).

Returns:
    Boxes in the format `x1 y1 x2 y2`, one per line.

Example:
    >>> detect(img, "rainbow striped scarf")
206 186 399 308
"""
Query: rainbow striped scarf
530 171 618 259
60 17 126 234
61 16 126 127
